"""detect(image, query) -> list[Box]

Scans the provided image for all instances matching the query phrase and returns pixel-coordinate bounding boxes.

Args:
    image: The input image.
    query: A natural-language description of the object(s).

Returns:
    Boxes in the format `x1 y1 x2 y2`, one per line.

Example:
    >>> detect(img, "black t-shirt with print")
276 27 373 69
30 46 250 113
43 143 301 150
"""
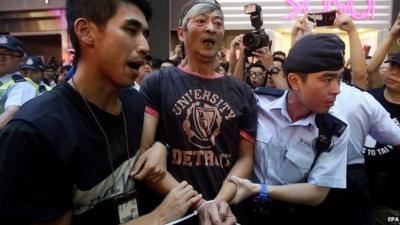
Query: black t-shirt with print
0 83 144 224
140 66 257 201
365 87 400 209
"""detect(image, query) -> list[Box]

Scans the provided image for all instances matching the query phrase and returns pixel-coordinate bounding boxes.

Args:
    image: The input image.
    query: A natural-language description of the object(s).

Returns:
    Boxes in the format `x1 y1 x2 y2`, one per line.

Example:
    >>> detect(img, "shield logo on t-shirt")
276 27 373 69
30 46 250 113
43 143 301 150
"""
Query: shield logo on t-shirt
183 102 222 149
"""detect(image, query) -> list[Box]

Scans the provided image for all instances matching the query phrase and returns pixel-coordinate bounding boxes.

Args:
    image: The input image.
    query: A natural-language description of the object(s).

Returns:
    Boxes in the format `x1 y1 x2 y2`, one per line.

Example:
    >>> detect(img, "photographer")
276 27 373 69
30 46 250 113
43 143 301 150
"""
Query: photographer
232 4 288 89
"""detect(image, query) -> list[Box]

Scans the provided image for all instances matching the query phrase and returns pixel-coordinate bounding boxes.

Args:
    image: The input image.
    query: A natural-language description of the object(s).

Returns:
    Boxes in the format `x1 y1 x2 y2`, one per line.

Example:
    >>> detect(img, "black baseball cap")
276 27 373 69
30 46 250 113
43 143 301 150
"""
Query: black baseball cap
384 52 400 65
284 34 345 74
0 35 26 56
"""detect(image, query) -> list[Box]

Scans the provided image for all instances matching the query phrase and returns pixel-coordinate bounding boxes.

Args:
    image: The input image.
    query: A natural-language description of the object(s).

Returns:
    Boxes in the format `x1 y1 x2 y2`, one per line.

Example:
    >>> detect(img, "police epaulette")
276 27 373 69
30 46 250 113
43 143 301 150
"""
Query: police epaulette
11 74 26 83
39 84 47 93
254 87 285 97
316 113 347 138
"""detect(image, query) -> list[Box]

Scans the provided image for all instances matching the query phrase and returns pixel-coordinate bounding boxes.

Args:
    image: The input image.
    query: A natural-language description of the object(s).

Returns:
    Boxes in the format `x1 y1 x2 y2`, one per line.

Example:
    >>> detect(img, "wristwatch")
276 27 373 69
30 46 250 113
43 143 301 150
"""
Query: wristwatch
269 66 280 75
254 183 269 202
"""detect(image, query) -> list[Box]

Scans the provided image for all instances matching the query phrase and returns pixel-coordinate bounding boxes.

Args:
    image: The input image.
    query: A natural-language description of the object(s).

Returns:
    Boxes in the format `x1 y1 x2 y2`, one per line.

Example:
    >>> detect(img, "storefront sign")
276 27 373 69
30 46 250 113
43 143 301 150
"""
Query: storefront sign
285 0 376 20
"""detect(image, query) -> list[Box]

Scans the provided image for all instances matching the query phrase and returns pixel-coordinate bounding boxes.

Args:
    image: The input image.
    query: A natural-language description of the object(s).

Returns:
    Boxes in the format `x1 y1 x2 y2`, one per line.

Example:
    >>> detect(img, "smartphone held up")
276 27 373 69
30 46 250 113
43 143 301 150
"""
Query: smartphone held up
307 10 336 28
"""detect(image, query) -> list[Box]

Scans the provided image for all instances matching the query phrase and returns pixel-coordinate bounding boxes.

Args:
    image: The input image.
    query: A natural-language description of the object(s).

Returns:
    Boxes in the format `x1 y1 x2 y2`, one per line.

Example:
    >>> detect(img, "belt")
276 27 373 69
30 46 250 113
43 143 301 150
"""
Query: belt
347 163 365 170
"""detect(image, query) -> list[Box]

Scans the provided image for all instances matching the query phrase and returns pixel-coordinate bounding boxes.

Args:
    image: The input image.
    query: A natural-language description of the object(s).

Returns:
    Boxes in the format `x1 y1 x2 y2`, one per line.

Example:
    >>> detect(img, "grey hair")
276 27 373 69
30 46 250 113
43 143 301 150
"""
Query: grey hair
180 3 224 30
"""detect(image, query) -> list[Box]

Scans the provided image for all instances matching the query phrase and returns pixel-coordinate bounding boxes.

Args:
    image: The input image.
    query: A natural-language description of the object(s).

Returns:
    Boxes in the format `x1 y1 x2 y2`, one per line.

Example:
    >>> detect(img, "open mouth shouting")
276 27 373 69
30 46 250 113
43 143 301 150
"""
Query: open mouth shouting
202 37 215 48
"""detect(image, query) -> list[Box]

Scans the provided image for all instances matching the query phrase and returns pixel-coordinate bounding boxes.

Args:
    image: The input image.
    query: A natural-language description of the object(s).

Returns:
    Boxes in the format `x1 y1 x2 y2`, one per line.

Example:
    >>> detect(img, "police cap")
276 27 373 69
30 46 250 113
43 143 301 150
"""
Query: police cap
20 56 45 71
283 34 345 74
0 35 26 56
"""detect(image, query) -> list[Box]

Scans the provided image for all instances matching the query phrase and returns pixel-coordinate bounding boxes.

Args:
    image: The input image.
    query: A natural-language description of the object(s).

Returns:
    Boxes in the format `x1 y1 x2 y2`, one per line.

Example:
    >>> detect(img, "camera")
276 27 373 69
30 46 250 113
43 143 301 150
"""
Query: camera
243 3 270 57
307 10 336 27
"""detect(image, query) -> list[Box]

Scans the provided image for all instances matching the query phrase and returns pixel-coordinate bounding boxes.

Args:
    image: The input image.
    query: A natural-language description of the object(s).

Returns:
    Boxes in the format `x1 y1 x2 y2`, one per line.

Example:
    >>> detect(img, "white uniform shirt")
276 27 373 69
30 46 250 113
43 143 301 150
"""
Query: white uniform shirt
0 73 37 110
254 91 349 189
133 82 140 91
333 83 400 165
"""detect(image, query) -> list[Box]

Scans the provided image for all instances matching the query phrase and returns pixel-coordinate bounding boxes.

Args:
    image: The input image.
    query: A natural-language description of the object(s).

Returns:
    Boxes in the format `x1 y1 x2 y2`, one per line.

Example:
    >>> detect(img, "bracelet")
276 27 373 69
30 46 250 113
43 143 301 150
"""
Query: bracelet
254 183 269 202
156 141 172 151
195 200 215 213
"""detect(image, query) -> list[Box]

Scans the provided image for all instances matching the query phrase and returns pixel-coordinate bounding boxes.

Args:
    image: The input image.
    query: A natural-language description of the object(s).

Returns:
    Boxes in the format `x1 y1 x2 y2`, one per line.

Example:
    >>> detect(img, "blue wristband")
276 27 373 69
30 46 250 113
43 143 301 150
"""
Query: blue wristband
255 183 269 202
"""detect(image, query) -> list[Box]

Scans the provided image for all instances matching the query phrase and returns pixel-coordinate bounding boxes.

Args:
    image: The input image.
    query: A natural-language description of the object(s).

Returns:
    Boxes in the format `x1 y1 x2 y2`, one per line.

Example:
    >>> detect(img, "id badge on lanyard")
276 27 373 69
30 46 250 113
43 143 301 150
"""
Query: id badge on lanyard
113 189 139 224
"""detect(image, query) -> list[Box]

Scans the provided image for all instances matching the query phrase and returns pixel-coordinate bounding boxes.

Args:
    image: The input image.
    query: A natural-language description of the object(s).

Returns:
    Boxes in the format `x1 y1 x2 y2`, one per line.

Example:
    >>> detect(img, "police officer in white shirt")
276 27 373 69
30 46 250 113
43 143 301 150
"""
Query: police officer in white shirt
227 34 350 225
323 82 400 225
0 35 37 129
20 56 52 95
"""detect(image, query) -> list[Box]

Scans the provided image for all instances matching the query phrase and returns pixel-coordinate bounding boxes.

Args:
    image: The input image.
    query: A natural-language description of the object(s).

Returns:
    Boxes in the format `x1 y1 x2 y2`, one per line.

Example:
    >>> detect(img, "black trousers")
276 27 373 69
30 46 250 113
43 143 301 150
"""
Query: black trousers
243 198 323 225
318 164 372 225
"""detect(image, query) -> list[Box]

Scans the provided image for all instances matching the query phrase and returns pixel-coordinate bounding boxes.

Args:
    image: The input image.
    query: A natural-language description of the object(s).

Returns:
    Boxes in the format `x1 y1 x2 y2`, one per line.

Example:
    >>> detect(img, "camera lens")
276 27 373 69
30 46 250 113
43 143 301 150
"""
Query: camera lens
243 33 259 49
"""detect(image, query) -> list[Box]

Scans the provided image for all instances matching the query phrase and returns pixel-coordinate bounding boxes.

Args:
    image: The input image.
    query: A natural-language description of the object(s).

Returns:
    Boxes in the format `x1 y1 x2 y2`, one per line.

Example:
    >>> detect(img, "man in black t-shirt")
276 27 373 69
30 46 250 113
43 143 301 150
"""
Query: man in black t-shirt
365 52 400 224
131 1 257 225
0 1 202 225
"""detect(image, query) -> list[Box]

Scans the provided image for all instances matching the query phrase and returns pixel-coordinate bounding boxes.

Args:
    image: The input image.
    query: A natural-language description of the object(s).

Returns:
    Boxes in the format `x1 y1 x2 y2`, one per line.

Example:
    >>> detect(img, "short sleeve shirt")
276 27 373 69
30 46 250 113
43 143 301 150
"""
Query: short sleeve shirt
0 84 144 225
140 66 257 199
364 87 400 208
333 83 400 165
254 91 349 189
0 73 37 111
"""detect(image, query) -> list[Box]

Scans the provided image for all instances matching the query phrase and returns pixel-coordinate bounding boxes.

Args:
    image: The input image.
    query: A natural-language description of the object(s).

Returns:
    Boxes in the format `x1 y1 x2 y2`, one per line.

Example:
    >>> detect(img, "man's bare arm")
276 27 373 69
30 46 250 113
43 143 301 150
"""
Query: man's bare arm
216 138 254 203
0 106 19 129
228 177 330 206
131 112 179 195
334 11 368 89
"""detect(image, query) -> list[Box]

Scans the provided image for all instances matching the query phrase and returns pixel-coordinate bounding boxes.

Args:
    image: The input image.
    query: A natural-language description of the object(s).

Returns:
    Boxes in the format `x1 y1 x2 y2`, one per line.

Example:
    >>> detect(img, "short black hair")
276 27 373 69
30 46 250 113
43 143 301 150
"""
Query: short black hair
150 58 163 69
162 59 178 67
247 63 265 73
273 57 285 65
44 65 56 71
66 0 152 61
273 51 286 58
246 63 267 88
342 67 352 84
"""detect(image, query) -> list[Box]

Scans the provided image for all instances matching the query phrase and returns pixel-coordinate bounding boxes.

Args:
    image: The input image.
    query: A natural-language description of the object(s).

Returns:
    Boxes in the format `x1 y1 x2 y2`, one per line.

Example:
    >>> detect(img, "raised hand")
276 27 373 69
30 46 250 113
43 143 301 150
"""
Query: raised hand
252 46 273 69
389 12 400 37
334 10 356 33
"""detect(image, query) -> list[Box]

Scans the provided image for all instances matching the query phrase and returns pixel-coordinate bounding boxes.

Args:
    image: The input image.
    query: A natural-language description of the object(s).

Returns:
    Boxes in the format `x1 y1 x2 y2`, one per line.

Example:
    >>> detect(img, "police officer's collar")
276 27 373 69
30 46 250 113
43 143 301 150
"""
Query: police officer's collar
0 72 20 84
269 91 316 126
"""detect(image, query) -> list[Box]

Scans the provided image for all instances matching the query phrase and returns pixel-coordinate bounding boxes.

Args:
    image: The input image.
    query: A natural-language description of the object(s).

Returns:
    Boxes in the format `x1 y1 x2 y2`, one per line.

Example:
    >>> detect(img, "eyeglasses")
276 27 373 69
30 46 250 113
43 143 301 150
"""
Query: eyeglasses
0 51 22 59
249 71 266 77
379 67 389 73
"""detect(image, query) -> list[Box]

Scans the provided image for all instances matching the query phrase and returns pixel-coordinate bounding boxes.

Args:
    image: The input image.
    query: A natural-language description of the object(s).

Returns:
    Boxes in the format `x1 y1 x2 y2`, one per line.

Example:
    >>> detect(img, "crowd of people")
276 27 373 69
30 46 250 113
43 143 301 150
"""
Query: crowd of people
0 0 399 225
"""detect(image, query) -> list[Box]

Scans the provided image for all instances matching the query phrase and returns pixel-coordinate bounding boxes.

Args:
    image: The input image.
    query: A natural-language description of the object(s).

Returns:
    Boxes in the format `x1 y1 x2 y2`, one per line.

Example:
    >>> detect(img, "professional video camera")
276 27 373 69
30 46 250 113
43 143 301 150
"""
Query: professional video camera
243 3 270 58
